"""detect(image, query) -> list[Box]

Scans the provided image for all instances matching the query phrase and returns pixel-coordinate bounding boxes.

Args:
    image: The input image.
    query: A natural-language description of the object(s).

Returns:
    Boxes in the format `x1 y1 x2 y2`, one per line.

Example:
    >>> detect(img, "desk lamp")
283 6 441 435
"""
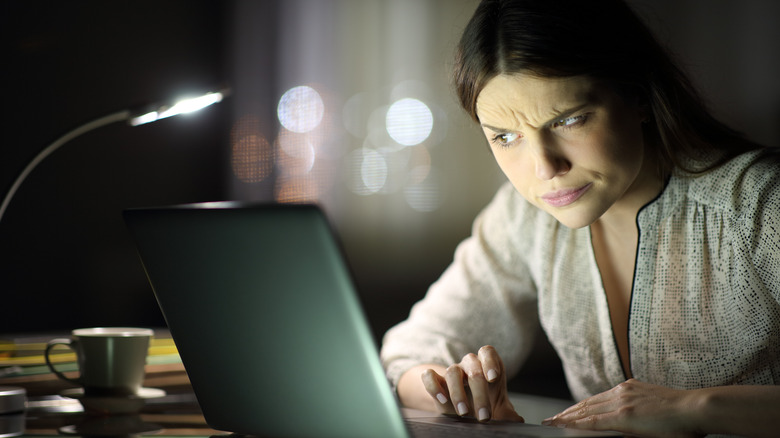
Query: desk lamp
0 89 229 223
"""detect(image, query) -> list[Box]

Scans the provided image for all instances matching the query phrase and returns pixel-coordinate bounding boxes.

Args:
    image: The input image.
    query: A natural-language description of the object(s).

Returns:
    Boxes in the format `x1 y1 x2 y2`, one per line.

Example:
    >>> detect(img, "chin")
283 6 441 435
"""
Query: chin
532 194 603 230
557 218 593 230
549 210 598 230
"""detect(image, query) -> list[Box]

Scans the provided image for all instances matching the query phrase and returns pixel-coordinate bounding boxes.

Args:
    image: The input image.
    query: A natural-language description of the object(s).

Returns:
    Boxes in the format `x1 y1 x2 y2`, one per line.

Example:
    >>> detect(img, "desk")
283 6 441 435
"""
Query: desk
2 363 576 437
1 333 576 437
0 362 223 437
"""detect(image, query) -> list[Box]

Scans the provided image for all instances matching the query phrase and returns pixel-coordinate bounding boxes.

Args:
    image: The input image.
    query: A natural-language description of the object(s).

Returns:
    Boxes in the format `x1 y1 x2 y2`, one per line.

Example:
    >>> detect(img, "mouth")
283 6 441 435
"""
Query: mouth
541 183 592 208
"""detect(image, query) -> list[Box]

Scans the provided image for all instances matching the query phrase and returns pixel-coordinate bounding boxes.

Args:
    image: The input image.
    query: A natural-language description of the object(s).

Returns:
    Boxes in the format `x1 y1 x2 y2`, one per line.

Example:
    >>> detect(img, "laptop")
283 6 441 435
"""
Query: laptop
123 202 620 437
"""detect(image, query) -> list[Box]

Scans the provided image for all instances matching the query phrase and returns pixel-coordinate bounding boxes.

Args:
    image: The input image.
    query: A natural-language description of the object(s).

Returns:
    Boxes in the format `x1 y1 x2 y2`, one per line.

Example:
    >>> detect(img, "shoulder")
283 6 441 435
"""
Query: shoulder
685 149 780 217
464 182 563 269
476 182 559 240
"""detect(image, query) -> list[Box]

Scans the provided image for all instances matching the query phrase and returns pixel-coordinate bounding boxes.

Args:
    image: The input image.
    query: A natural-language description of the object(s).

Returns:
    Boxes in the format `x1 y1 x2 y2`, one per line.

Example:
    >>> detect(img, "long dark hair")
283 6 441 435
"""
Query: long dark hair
454 0 761 174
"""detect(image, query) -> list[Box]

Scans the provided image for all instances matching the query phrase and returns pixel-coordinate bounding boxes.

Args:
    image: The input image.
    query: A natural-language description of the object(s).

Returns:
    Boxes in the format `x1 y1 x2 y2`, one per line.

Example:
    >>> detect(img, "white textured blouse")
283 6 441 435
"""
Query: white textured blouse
380 150 780 402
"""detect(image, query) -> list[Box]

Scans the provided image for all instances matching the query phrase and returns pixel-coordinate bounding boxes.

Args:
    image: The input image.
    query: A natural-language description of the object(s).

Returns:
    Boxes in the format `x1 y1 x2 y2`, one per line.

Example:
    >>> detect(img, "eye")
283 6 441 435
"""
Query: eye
551 114 588 129
490 131 521 147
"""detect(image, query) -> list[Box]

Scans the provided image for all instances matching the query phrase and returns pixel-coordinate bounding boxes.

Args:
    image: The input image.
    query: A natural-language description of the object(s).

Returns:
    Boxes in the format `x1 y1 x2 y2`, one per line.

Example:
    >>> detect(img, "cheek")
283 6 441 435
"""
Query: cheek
492 151 517 181
492 150 537 195
603 109 646 161
580 122 644 173
606 126 645 174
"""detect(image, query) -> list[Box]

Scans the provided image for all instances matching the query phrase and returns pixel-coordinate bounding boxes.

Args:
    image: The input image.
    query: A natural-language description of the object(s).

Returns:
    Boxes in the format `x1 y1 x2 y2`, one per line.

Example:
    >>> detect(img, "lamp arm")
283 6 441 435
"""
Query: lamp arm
0 110 131 223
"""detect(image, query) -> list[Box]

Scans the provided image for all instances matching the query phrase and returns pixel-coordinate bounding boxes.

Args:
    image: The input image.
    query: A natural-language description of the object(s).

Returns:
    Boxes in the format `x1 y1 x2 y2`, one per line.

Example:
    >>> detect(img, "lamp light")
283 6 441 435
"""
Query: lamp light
0 88 229 223
129 91 226 127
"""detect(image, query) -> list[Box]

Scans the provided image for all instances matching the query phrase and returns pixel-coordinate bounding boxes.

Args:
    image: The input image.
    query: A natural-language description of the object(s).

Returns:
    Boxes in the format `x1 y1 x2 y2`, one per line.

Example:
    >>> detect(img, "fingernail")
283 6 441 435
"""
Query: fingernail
436 393 447 404
478 407 490 421
457 402 468 416
487 369 498 381
541 419 552 426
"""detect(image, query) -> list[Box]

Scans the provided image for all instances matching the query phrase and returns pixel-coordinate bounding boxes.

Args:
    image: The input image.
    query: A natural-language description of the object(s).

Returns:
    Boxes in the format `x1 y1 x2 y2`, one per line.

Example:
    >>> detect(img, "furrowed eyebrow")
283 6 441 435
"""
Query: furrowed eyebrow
542 103 589 127
480 123 510 133
479 102 591 132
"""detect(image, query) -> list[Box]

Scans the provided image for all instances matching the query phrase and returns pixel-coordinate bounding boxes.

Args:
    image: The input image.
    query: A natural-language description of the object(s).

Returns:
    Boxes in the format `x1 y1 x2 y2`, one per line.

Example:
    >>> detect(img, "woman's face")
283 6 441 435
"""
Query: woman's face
476 73 657 229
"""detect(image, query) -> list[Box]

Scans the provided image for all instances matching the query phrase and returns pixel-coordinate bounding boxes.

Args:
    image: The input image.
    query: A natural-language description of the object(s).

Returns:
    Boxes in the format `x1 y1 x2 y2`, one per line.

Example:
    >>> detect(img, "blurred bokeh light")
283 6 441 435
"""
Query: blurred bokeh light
277 85 325 133
231 115 274 183
386 98 434 146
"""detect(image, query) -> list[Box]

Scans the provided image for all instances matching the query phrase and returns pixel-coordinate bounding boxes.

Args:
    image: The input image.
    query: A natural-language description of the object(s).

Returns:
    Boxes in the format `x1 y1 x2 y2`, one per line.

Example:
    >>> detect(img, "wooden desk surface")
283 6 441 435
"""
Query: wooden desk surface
0 362 224 436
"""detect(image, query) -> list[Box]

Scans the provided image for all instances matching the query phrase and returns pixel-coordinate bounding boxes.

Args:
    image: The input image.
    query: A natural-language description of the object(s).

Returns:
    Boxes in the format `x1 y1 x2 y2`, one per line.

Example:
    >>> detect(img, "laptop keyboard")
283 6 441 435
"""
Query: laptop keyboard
406 419 517 437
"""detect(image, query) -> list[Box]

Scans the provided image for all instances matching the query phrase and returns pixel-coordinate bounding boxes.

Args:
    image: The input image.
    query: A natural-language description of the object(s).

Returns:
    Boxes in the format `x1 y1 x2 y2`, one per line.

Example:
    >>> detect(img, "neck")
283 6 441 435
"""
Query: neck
596 153 665 235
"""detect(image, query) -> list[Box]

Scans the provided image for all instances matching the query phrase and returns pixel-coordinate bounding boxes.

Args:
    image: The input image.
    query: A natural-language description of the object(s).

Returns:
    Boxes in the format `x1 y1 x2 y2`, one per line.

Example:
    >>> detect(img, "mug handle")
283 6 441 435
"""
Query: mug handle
44 338 81 385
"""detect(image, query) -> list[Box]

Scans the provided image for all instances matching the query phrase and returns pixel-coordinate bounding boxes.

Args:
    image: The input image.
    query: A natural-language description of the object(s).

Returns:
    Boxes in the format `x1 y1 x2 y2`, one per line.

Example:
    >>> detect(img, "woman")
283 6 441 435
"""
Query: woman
379 0 780 436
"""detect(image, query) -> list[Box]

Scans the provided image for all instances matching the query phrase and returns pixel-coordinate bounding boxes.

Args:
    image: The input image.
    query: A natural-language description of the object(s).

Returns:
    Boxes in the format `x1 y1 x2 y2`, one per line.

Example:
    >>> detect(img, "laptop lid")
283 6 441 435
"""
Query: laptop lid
124 203 408 438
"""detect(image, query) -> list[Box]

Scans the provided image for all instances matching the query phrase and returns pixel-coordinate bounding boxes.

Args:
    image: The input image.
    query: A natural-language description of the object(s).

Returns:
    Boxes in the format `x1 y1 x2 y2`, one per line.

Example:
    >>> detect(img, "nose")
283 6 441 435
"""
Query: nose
531 136 570 180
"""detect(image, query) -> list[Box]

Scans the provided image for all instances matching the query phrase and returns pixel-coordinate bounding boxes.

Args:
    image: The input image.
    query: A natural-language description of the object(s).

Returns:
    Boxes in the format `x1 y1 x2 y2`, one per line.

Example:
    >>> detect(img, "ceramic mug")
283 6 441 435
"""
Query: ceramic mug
44 327 153 397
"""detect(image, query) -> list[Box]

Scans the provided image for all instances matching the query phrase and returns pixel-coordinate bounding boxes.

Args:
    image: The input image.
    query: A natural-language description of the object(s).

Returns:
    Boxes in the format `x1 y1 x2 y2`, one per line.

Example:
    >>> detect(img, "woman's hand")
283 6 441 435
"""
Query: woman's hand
542 379 703 437
543 380 780 438
419 345 524 422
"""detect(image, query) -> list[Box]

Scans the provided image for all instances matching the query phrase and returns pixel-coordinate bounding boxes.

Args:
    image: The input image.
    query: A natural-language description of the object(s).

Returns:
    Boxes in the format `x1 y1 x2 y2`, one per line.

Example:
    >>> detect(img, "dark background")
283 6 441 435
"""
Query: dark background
2 0 778 399
1 1 229 331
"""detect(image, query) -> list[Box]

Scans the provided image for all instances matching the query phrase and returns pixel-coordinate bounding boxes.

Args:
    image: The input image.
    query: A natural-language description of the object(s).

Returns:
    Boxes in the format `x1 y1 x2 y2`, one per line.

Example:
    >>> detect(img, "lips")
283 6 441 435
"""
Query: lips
541 183 592 207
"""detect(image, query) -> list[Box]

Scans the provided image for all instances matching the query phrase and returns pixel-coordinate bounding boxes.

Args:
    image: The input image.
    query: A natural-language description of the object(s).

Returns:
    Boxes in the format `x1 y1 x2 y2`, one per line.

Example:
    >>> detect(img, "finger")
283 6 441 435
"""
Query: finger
543 393 615 426
461 353 492 422
421 368 455 413
475 346 524 423
550 412 604 431
547 409 629 434
444 364 470 417
558 395 607 417
554 380 631 419
478 345 501 383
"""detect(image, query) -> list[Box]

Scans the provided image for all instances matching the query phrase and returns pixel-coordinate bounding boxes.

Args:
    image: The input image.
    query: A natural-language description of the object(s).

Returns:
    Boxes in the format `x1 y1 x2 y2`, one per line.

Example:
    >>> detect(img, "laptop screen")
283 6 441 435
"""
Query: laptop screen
124 203 408 438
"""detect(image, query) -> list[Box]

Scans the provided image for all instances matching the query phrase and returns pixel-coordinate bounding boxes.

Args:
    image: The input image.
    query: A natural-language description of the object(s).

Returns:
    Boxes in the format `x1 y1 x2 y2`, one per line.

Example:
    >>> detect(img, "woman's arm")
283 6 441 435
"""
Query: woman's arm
543 379 780 438
380 184 543 404
697 384 780 437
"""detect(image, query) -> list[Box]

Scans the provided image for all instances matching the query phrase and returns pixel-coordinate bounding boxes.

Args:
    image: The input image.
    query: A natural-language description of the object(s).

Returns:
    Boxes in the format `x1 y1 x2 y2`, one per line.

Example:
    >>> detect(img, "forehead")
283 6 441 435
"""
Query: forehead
476 73 599 126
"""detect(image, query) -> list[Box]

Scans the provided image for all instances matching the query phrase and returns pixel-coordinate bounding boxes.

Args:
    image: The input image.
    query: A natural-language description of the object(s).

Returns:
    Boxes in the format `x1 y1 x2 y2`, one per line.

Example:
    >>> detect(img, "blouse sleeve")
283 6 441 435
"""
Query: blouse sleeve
380 183 542 390
735 152 780 304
